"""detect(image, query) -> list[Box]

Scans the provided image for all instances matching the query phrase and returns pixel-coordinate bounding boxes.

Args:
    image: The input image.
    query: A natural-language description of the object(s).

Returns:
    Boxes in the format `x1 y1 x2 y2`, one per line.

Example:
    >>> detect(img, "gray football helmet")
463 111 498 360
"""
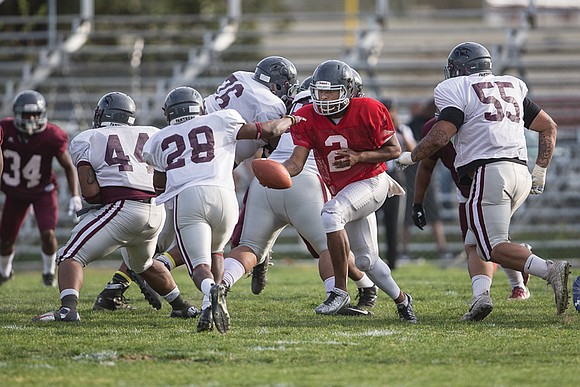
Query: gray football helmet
310 60 355 116
253 56 299 106
93 92 136 128
163 86 205 125
13 90 48 135
351 68 364 98
444 42 493 79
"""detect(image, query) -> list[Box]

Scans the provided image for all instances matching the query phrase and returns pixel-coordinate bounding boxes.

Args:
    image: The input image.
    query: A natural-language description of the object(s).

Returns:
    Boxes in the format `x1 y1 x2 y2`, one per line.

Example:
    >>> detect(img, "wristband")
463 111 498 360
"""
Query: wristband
284 115 297 126
255 122 263 139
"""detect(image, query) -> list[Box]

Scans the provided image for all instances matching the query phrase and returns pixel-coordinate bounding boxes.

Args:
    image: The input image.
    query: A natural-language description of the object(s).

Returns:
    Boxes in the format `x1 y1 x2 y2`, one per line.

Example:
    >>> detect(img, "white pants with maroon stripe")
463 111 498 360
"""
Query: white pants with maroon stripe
464 161 531 261
57 199 165 272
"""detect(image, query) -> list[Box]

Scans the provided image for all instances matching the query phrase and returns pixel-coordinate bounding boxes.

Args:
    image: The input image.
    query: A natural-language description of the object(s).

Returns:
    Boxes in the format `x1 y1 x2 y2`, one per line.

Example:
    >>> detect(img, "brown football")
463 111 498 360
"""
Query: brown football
251 158 292 189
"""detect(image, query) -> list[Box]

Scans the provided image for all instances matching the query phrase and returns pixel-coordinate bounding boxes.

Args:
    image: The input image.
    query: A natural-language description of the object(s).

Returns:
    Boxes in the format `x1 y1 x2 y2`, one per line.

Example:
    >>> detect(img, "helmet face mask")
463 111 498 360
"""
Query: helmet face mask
13 90 48 136
253 56 299 106
310 60 354 116
444 42 493 79
93 92 136 128
163 87 205 125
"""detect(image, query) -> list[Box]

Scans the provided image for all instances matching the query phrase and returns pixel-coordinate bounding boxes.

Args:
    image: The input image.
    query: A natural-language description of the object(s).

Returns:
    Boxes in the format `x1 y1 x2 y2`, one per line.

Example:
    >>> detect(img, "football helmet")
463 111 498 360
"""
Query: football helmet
162 86 205 125
351 68 364 97
92 92 136 128
444 42 492 79
310 60 355 116
253 56 299 105
13 90 48 135
299 76 313 92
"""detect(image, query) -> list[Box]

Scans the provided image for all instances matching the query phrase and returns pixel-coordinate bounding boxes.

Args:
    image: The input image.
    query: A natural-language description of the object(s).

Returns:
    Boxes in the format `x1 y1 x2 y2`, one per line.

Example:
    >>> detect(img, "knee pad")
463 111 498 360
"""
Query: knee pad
321 203 345 233
355 255 375 271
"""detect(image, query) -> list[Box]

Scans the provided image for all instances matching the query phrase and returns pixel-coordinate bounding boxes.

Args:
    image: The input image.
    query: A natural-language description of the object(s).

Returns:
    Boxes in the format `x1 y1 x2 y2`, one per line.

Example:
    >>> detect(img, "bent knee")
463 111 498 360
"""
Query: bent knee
355 255 375 271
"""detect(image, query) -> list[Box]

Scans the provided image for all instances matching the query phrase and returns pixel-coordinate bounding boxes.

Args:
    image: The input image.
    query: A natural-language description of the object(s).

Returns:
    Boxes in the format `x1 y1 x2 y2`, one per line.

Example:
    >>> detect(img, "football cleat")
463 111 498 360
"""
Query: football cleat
169 303 200 319
461 291 493 321
396 294 417 323
355 285 378 309
546 260 570 315
211 284 230 333
572 276 580 313
42 273 56 287
127 269 162 310
251 255 271 295
315 288 350 315
93 285 135 311
197 308 213 332
336 304 373 317
33 306 80 322
0 270 14 286
508 286 530 300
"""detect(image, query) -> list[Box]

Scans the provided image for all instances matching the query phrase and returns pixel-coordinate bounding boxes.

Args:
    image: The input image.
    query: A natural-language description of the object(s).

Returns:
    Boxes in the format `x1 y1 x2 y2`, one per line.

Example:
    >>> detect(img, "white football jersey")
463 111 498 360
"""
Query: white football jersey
143 109 245 204
434 73 529 170
204 71 286 122
70 125 159 192
269 90 318 175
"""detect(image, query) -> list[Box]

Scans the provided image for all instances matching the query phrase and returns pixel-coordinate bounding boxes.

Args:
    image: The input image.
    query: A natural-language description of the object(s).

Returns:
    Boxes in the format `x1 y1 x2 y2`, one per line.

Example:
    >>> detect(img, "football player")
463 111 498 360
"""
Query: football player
0 90 81 287
397 41 569 316
282 60 417 322
142 86 302 333
33 92 198 322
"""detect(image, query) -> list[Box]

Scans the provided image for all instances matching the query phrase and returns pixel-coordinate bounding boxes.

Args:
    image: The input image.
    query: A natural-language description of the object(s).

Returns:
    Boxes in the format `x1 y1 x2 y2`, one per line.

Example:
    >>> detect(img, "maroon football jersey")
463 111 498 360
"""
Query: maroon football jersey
291 97 394 196
0 118 69 199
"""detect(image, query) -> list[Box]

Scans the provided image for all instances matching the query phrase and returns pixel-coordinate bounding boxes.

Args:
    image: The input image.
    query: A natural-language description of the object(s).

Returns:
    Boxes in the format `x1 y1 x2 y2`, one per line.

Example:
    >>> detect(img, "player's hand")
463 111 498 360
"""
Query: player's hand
412 203 427 230
333 148 360 169
68 196 83 216
396 151 415 170
530 164 547 195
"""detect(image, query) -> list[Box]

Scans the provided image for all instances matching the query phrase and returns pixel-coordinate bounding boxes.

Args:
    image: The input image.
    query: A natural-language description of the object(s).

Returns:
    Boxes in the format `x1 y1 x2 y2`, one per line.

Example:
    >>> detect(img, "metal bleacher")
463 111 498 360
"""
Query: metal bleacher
1 3 579 258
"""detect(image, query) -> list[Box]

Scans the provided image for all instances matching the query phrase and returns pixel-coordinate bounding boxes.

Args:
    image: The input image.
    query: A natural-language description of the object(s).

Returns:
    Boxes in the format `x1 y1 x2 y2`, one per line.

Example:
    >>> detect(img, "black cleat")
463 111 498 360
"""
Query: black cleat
197 308 213 332
127 269 162 310
169 302 199 319
42 273 56 287
355 285 378 308
251 256 271 295
211 284 230 333
397 294 417 323
336 303 374 317
93 285 135 311
0 270 14 286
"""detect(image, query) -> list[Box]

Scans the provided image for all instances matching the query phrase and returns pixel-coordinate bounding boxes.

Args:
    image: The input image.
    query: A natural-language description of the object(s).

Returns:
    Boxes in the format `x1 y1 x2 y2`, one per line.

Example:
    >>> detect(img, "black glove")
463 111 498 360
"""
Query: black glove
412 203 427 230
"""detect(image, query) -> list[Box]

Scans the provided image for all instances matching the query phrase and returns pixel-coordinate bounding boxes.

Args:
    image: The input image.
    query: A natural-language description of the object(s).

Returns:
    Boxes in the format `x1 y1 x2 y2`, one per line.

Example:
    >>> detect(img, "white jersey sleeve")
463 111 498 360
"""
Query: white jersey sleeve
70 125 160 191
434 74 529 170
143 109 245 204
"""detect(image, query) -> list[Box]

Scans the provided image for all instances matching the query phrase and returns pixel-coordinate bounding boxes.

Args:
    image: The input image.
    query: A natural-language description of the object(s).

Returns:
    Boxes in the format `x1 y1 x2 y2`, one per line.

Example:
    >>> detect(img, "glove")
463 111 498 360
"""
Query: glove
68 196 83 216
396 151 416 170
530 164 547 195
412 203 427 230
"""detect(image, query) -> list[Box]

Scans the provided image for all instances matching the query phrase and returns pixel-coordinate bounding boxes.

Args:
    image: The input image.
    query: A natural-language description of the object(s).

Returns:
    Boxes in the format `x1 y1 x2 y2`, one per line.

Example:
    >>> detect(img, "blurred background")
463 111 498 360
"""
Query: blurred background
1 0 579 262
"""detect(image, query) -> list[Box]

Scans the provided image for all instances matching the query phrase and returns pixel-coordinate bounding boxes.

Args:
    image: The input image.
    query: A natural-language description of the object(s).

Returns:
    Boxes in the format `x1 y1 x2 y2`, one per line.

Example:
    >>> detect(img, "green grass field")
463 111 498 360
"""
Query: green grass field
1 260 579 386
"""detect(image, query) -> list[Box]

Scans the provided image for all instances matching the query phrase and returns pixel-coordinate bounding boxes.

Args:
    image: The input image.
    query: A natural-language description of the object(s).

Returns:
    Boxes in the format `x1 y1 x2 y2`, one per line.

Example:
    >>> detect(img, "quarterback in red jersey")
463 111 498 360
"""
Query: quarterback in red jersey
0 90 81 287
285 60 416 322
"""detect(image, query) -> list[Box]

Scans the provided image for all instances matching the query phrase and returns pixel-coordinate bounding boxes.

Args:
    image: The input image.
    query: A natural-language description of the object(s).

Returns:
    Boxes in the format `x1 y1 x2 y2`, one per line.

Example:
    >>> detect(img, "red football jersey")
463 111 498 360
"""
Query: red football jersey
291 97 395 196
0 118 69 199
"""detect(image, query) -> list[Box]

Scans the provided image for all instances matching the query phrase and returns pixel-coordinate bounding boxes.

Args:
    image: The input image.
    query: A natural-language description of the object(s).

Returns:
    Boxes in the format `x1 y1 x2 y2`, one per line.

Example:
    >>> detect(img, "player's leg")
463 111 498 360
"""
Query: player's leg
33 191 59 287
0 197 30 284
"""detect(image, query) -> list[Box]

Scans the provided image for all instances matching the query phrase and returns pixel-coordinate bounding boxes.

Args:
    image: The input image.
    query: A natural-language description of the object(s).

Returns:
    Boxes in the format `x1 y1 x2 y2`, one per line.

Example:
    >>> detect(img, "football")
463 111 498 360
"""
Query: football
251 158 292 189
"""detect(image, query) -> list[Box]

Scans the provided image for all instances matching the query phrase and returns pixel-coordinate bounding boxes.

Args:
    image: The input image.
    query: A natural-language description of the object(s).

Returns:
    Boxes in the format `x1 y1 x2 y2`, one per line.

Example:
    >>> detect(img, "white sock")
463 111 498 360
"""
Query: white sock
323 277 335 294
524 255 549 279
222 257 246 288
364 259 401 300
0 252 15 277
200 278 215 298
502 267 525 289
41 252 56 275
353 273 374 289
471 274 492 298
162 286 180 302
60 288 79 299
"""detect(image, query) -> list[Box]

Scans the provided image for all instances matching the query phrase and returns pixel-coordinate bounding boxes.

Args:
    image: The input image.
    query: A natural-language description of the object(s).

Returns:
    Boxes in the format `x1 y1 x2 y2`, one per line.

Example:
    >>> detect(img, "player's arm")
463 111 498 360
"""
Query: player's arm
0 148 3 176
236 115 305 141
153 170 166 196
333 133 401 170
283 145 309 177
77 163 101 204
414 157 437 205
57 150 80 197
